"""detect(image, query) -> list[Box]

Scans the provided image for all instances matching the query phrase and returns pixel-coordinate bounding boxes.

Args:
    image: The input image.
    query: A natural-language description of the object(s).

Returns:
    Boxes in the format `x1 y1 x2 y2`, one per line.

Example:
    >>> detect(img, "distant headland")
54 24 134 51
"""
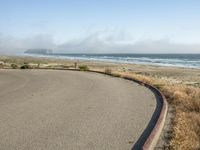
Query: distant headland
24 49 53 55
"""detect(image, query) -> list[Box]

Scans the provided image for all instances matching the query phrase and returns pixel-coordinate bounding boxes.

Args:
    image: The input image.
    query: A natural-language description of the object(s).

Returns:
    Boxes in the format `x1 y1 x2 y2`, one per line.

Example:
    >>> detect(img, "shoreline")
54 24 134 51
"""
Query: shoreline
1 55 199 87
16 53 200 69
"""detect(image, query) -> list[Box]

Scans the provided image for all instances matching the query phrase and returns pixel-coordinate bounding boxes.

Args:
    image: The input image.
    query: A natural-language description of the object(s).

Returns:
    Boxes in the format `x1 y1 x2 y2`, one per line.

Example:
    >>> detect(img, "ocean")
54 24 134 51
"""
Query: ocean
24 53 200 69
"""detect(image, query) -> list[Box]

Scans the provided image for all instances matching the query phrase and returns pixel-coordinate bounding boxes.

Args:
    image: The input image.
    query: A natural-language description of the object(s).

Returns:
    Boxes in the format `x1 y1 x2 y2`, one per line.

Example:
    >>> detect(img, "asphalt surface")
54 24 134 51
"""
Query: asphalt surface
0 70 156 150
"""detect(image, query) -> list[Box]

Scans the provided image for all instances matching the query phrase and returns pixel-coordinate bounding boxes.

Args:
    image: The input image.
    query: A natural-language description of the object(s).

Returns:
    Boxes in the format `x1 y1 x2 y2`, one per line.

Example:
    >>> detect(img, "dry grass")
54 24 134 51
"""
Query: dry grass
168 87 200 150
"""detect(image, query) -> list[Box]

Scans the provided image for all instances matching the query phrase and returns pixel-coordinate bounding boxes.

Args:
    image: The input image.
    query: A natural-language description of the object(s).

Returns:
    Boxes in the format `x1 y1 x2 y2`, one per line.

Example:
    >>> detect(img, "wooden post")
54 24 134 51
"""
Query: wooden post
74 62 77 69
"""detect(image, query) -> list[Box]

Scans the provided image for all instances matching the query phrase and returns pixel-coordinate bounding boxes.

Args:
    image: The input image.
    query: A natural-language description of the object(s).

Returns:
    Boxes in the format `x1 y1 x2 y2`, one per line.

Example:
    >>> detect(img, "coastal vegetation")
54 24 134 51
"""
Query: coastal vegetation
20 63 31 69
78 65 89 71
11 63 18 69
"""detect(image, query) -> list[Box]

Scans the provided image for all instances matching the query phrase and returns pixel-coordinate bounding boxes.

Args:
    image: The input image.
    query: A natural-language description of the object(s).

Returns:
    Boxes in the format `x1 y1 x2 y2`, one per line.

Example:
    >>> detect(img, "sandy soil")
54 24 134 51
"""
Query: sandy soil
0 69 156 150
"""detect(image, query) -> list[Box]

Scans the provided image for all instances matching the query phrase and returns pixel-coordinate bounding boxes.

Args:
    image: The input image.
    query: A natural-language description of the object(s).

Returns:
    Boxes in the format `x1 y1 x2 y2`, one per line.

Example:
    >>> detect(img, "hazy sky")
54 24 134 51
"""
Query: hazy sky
0 0 200 54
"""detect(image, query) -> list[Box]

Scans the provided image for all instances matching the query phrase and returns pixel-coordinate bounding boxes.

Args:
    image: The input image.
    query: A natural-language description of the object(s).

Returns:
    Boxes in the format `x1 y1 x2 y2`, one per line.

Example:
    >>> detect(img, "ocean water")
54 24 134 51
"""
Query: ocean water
24 53 200 69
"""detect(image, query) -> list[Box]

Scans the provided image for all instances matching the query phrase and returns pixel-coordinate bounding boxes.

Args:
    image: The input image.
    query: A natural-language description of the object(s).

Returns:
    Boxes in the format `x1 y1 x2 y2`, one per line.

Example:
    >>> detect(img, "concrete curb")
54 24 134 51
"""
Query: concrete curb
122 75 168 150
143 88 168 150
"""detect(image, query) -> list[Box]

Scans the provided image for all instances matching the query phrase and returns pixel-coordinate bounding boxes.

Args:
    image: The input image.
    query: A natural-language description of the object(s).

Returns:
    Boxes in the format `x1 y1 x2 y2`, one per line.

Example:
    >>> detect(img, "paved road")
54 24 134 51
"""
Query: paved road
0 70 156 150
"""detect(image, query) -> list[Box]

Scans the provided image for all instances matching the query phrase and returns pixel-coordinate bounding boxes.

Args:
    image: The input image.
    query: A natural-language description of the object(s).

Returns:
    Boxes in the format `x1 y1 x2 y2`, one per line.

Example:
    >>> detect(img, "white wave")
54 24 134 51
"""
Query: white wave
22 54 200 69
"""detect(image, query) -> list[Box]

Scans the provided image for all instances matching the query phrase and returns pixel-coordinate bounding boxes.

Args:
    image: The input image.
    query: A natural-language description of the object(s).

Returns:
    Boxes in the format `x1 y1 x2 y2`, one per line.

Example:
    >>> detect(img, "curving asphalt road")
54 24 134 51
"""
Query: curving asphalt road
0 70 156 150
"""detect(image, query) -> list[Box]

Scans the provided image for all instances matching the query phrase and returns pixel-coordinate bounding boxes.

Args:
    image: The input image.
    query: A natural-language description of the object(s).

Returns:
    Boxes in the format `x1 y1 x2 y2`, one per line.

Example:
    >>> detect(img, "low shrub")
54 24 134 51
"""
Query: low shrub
11 63 18 69
79 65 89 71
0 62 4 68
20 64 31 69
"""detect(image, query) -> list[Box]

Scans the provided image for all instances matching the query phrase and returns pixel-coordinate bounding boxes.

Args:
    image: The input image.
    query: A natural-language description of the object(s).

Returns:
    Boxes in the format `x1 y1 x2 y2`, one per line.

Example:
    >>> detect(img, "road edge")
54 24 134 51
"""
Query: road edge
123 76 168 150
87 70 168 150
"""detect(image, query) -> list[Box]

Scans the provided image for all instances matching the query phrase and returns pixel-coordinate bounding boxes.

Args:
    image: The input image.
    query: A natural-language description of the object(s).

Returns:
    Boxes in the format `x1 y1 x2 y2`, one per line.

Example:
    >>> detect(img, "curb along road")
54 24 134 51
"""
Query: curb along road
86 70 168 150
122 75 168 150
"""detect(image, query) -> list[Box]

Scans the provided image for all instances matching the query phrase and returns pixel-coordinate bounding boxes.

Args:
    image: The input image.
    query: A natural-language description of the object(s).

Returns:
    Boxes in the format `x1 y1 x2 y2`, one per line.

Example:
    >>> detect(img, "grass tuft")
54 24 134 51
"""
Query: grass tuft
78 65 89 71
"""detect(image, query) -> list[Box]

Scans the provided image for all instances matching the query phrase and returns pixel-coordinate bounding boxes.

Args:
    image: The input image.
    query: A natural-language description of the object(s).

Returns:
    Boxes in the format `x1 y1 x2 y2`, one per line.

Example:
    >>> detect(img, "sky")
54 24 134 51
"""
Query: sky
0 0 200 54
